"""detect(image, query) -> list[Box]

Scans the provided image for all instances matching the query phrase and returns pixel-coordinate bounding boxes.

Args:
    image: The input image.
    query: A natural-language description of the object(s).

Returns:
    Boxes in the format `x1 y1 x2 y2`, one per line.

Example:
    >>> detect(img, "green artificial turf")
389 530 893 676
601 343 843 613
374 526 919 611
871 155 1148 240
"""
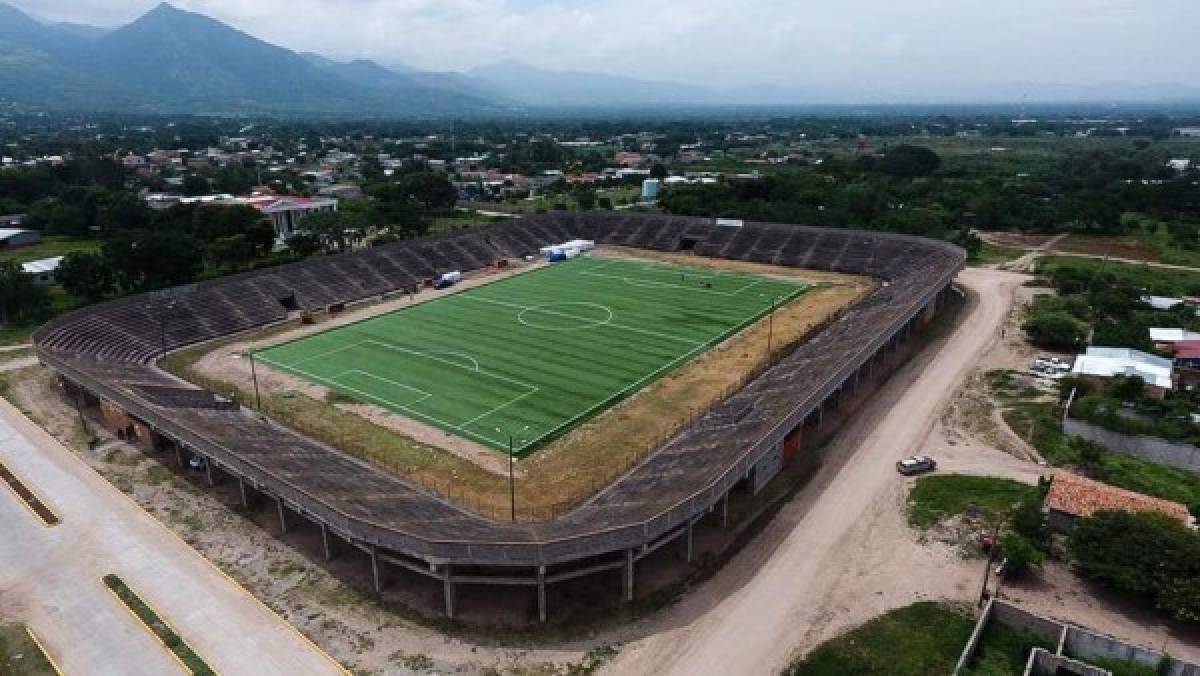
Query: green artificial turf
257 257 806 455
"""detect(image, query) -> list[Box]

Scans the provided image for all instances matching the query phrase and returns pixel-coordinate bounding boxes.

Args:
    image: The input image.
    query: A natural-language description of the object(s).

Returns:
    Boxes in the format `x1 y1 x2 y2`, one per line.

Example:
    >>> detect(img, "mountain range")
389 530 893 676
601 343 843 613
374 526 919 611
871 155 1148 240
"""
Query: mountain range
2 2 1199 115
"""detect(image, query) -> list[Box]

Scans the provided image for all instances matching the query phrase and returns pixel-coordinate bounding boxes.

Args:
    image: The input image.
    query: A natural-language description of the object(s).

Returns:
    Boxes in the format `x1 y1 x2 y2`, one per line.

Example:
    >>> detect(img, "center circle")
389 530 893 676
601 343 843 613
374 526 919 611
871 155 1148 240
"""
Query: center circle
517 302 614 331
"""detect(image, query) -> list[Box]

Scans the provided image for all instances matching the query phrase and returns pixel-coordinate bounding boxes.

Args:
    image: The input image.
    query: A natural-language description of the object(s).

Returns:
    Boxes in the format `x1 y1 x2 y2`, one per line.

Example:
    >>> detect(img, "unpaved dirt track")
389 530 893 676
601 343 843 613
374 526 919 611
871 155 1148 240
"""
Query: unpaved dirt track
0 396 345 676
604 268 1021 676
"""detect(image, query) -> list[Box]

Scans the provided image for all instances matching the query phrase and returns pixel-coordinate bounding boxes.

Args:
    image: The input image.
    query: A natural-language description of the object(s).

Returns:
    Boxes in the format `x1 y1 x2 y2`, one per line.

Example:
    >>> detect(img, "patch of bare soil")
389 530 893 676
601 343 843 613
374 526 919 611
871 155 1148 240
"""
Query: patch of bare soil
939 284 1052 462
984 232 1058 249
171 251 872 521
1052 234 1160 262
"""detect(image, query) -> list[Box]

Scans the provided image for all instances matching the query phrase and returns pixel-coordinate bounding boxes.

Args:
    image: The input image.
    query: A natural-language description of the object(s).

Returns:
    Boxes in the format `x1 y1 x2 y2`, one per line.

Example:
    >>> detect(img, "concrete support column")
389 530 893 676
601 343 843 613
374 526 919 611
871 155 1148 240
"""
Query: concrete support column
622 549 635 602
537 566 547 623
276 497 288 535
320 522 334 561
370 546 382 594
680 522 694 563
175 445 185 468
237 477 249 508
204 458 214 487
816 403 824 430
443 565 456 618
721 492 729 528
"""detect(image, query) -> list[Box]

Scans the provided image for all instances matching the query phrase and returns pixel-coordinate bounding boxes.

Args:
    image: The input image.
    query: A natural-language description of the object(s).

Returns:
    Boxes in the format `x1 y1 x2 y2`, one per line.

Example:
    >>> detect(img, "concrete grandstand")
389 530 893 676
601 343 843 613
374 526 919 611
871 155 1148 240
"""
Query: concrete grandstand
32 212 964 622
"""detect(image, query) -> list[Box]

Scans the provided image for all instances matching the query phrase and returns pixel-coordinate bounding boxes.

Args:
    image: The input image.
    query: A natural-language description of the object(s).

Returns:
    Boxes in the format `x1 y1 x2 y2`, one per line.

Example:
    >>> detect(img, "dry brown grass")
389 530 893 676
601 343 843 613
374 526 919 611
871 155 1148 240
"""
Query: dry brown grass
1052 234 1160 262
165 253 871 521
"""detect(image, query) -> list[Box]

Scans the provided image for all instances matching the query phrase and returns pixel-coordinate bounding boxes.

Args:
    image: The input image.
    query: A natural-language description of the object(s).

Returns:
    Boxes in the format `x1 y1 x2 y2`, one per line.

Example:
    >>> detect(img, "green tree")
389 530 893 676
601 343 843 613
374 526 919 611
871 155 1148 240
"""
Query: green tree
285 232 322 258
58 251 116 302
1069 510 1200 623
1000 532 1044 577
649 163 668 180
877 145 941 178
181 173 211 197
103 231 203 292
1022 312 1087 350
574 186 597 211
0 261 49 324
390 171 457 212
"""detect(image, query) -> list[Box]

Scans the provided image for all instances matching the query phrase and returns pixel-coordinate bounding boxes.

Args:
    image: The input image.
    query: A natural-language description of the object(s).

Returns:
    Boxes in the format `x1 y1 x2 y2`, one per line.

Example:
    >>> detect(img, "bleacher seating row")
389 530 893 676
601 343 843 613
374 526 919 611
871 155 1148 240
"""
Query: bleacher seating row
34 212 965 568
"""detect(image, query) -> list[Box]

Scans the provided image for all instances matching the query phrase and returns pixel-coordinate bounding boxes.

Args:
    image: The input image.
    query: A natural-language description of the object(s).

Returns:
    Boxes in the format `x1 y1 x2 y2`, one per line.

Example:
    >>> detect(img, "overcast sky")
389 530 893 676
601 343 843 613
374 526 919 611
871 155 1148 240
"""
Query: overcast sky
16 0 1200 93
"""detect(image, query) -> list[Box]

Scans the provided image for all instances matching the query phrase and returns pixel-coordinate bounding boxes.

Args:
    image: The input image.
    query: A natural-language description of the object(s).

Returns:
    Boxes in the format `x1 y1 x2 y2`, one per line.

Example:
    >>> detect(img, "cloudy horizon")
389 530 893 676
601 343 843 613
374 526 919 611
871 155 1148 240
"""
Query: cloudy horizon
12 0 1200 98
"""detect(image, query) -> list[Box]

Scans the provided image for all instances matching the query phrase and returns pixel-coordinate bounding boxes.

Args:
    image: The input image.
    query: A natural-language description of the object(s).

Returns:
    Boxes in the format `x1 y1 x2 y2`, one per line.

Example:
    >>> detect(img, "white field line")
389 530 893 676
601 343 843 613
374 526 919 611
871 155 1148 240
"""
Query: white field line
577 258 783 297
278 340 371 369
522 281 809 447
362 340 539 392
259 263 809 452
458 386 540 428
463 295 703 347
339 369 433 406
257 350 521 449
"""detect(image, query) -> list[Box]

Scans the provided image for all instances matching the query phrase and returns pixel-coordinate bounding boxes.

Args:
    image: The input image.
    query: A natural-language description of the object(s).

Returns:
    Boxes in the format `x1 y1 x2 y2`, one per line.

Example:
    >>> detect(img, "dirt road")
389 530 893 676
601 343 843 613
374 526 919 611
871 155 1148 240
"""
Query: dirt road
604 267 1023 676
0 396 345 676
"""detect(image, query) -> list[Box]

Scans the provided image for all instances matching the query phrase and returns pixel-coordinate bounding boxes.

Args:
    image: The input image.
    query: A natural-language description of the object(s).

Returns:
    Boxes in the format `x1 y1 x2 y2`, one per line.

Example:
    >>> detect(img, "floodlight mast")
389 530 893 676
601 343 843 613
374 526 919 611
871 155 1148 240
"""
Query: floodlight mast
497 424 531 521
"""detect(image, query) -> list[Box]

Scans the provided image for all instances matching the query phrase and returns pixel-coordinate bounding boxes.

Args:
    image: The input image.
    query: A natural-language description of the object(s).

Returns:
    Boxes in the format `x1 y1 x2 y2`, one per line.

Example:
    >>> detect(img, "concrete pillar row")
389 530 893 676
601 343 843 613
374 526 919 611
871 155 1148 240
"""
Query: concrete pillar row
537 566 547 623
370 546 382 594
443 565 456 618
276 497 288 535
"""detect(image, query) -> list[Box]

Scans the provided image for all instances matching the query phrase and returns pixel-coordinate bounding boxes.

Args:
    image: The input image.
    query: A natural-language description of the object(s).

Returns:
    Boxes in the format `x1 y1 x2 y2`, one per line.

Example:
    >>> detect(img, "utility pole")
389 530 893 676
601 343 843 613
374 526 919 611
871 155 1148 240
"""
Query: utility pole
497 424 531 522
766 295 778 359
508 435 516 522
978 520 1002 607
158 299 177 360
248 352 262 410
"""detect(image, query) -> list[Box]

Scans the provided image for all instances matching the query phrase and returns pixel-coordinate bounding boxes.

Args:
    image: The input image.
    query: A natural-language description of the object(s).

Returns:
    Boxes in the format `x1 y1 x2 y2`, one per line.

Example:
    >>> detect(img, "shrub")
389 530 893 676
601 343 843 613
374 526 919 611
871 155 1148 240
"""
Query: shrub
1000 532 1043 577
1022 311 1086 350
1068 511 1200 623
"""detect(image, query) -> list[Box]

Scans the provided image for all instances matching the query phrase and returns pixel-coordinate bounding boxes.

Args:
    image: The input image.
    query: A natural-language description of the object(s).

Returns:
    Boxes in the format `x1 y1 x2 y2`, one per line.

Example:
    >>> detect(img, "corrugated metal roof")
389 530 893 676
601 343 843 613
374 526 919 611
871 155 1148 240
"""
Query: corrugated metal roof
21 256 63 275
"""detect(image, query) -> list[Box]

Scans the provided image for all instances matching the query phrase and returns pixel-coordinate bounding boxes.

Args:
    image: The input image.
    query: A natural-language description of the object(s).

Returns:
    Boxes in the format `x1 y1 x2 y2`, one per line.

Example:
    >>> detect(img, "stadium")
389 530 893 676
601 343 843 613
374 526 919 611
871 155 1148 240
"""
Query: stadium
32 212 964 622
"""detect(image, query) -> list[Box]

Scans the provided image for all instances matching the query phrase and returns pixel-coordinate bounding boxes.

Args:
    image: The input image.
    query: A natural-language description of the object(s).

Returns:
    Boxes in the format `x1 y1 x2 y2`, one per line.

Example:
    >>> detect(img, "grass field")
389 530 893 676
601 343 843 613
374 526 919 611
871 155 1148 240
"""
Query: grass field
257 257 807 455
785 602 975 676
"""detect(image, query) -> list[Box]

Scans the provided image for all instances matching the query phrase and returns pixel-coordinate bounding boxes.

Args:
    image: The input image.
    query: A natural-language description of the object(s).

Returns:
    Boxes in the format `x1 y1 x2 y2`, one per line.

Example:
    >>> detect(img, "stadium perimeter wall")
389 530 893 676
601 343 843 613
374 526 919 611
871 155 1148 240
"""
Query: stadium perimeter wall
33 213 964 621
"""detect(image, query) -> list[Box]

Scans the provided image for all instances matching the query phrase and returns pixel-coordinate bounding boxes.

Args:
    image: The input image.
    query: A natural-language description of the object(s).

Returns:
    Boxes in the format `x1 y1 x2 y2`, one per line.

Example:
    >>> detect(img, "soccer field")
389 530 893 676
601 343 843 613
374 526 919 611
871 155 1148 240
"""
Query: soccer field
255 257 808 456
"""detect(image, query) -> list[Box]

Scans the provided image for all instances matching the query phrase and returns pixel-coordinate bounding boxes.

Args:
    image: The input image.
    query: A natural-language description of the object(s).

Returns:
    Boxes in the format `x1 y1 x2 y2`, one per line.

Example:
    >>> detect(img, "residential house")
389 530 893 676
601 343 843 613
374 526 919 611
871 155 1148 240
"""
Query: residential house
1070 346 1174 398
1044 471 1193 533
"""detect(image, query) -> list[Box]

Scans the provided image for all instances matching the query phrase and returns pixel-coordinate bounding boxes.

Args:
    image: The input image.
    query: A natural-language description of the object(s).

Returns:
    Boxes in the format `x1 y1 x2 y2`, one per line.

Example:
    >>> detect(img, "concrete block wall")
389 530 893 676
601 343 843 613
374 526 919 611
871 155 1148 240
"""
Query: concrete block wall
956 601 1200 676
1064 418 1200 473
1026 648 1111 676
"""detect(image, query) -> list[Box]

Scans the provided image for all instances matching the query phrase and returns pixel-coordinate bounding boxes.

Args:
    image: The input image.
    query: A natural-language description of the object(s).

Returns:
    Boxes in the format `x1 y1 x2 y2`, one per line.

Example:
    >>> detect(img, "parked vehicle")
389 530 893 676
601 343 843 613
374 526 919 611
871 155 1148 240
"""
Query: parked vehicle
188 454 207 471
895 455 937 476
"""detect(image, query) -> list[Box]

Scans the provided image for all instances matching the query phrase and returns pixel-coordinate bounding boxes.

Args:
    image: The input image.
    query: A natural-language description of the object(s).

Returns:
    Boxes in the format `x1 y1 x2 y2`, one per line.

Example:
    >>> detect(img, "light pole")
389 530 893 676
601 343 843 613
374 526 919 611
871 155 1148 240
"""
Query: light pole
248 351 262 410
497 424 530 522
158 299 177 360
766 295 779 359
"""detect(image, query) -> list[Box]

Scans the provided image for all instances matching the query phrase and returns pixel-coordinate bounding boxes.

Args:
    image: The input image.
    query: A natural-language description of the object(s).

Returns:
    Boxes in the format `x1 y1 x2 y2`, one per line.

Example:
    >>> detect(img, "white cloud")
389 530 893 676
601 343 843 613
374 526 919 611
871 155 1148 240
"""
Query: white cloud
14 0 1200 92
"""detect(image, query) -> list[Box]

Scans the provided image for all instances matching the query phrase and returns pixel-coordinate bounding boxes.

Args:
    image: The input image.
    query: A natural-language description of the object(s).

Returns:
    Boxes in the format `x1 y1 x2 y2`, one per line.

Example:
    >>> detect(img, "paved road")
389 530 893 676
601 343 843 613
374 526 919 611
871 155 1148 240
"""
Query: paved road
0 397 345 676
604 268 1023 675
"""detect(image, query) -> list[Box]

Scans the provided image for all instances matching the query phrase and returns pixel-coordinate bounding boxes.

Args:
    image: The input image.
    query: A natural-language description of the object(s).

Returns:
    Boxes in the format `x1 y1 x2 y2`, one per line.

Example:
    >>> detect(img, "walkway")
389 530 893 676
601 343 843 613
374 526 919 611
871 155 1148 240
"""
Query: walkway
0 397 345 676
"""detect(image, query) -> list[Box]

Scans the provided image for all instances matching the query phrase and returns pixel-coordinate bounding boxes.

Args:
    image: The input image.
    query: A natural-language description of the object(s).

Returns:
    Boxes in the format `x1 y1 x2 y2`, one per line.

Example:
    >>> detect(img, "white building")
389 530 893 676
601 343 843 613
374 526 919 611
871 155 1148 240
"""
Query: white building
141 193 338 244
1070 346 1174 397
22 256 63 285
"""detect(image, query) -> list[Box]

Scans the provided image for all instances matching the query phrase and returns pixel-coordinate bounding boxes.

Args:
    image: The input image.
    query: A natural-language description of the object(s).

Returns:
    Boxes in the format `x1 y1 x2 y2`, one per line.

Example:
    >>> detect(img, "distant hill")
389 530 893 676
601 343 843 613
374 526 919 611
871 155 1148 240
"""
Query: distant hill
2 1 1196 114
467 60 718 107
0 1 497 114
